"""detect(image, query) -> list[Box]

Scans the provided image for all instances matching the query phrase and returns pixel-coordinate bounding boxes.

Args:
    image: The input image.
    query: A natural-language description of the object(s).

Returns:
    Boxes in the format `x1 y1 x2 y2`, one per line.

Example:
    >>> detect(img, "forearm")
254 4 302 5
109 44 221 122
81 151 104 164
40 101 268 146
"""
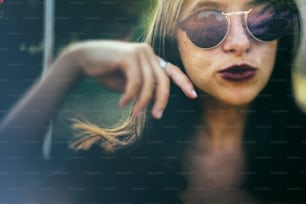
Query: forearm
0 49 82 154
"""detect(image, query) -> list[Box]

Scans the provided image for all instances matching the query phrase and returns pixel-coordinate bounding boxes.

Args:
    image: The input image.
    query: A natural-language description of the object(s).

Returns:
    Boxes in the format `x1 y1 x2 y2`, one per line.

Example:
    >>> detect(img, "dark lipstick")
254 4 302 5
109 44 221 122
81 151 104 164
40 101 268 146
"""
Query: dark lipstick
219 64 257 82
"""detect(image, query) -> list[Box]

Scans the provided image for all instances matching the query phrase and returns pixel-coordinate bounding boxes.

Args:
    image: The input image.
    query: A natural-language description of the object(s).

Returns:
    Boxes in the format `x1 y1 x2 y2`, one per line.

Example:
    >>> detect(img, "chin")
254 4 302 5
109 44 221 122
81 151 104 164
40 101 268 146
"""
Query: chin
221 89 260 106
200 89 258 107
221 97 255 107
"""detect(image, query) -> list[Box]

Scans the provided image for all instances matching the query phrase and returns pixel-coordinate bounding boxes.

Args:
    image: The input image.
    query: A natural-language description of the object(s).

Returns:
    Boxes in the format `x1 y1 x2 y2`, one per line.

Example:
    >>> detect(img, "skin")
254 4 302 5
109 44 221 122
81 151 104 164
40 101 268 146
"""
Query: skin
176 0 277 147
176 0 278 149
177 0 277 106
176 0 277 203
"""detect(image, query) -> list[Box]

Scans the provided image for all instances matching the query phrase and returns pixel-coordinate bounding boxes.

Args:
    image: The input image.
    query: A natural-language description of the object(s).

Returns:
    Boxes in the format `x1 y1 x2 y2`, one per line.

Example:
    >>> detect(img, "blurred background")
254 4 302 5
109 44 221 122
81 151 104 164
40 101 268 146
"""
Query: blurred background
0 0 156 157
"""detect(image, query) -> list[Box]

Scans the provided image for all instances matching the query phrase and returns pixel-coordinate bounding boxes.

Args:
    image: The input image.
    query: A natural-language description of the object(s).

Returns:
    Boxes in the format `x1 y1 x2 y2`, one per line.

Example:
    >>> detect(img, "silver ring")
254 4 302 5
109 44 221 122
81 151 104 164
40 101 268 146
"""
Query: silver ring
159 59 168 70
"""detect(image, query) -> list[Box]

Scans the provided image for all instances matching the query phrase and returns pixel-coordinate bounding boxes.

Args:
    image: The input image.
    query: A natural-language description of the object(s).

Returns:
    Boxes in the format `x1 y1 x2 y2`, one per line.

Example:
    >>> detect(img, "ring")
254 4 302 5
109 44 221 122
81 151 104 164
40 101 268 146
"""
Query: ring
159 59 168 70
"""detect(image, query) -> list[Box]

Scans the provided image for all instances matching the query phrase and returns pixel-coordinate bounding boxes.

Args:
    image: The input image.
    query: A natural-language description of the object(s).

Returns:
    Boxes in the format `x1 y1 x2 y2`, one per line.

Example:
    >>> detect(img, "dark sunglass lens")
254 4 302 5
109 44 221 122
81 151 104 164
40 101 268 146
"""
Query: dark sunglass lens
179 11 227 48
248 5 294 41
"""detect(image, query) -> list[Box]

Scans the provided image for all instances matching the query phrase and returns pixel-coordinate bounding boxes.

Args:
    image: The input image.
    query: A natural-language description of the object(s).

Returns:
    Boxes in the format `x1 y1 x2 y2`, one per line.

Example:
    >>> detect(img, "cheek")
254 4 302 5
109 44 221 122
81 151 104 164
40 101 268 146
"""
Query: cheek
179 49 215 91
177 30 215 84
261 42 278 78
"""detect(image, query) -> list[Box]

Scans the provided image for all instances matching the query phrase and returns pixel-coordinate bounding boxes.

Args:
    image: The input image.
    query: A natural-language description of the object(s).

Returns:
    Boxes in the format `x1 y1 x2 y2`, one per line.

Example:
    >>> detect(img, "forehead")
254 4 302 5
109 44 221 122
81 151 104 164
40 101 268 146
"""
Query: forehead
180 0 268 17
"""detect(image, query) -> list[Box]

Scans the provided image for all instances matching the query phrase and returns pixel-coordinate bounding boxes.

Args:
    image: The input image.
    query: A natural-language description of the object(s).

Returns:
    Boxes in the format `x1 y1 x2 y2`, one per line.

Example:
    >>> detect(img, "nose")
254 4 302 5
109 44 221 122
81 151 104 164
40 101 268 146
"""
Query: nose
222 15 251 55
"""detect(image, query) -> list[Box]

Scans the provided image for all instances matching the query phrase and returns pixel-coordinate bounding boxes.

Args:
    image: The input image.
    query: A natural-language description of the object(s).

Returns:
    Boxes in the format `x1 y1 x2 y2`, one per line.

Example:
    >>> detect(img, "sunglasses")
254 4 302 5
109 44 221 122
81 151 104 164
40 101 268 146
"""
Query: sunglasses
177 5 296 49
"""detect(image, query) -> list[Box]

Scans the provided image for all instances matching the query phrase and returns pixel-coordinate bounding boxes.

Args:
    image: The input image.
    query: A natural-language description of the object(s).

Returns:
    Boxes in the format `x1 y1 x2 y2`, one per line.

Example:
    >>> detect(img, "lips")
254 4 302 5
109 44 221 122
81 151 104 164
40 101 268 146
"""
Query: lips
218 64 257 82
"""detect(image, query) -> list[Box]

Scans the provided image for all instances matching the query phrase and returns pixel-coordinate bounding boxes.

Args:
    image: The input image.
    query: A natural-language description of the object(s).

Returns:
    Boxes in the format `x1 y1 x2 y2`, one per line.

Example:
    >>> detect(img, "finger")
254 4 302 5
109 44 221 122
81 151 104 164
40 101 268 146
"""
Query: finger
165 62 198 99
119 58 142 108
132 51 155 116
149 57 170 119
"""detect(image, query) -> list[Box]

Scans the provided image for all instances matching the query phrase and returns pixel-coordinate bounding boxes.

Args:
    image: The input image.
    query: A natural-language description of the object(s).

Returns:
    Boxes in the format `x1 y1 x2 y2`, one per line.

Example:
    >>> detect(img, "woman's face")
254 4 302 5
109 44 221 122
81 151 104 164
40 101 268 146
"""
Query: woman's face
176 0 278 106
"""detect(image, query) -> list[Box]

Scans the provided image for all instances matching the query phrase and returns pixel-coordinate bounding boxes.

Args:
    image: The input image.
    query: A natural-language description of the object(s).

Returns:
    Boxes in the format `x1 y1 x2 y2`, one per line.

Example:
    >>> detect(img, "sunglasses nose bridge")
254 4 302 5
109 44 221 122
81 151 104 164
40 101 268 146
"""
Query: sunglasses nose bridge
223 9 252 39
223 9 252 36
222 10 253 53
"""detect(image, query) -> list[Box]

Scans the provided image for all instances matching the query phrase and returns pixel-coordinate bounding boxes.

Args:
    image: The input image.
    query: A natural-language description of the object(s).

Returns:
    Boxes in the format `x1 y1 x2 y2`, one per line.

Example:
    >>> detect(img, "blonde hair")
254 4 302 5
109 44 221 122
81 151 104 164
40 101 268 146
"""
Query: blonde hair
71 0 184 152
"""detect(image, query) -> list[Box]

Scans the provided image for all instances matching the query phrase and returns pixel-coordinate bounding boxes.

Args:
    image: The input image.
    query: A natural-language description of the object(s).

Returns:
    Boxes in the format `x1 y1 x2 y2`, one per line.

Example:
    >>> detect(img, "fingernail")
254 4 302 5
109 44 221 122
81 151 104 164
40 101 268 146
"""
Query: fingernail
191 90 197 98
155 110 163 119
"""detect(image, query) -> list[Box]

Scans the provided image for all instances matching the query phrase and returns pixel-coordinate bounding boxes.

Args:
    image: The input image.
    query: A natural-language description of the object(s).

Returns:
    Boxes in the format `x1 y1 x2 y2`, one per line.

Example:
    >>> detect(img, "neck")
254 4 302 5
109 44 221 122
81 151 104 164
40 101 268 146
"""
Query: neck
180 96 250 203
195 96 249 155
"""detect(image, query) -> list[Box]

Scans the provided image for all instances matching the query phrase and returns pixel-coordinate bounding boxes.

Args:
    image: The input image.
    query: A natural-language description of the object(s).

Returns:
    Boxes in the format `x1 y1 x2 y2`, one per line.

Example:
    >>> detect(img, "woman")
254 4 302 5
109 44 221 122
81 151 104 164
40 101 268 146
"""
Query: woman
1 0 305 203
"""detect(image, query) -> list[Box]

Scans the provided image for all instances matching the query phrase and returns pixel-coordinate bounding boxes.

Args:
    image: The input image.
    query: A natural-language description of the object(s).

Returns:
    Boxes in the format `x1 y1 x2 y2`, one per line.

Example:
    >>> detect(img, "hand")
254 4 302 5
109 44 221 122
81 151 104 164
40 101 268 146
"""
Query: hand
62 40 198 119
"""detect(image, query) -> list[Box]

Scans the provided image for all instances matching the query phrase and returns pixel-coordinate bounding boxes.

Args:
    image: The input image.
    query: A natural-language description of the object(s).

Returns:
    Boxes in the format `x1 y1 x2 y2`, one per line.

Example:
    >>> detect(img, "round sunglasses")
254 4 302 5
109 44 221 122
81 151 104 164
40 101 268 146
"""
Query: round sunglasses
177 5 296 49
